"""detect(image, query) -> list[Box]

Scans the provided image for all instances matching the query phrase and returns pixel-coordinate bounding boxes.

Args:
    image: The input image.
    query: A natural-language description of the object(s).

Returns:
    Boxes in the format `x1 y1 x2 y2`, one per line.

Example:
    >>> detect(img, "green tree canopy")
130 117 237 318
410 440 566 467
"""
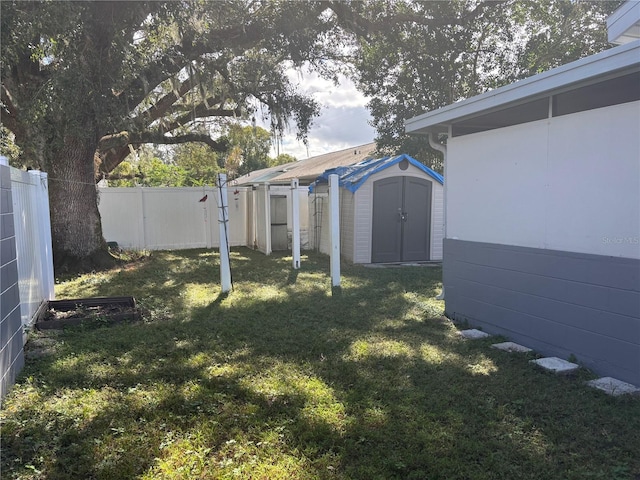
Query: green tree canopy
172 142 223 186
351 0 622 171
0 0 355 271
223 124 272 177
271 153 297 167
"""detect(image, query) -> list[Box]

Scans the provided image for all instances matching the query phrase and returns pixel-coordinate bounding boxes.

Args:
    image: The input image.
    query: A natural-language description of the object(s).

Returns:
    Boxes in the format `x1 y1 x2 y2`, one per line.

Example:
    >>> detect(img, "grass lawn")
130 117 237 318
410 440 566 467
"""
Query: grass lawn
2 248 639 480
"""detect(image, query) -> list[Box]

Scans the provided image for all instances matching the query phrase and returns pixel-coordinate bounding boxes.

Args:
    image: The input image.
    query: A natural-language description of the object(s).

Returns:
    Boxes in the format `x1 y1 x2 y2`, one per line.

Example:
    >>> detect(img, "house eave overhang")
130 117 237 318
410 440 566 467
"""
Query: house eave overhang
405 40 640 136
607 0 640 45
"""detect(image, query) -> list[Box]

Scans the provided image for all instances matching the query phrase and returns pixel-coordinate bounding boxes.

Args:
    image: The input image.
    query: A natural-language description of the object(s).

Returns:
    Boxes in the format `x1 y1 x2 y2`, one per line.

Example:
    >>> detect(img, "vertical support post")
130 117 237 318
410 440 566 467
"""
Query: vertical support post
217 173 232 293
138 186 147 250
29 171 55 300
251 184 258 249
264 183 271 255
328 174 340 287
291 179 301 269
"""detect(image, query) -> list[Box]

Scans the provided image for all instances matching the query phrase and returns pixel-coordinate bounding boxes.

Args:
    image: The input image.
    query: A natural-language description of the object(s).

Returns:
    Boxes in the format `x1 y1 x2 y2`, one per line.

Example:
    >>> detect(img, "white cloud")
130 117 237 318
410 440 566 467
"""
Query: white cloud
289 69 369 109
274 105 375 159
268 72 375 159
253 68 375 160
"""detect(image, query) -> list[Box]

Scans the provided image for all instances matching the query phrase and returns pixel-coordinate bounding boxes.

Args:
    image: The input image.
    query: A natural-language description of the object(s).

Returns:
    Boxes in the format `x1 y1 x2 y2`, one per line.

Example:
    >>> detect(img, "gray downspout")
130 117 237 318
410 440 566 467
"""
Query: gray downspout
428 132 447 300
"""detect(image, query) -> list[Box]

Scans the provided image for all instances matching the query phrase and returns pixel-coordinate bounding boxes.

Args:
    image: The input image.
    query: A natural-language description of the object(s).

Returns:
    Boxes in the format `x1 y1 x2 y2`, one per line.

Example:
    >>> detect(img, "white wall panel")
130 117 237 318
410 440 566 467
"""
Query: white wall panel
446 101 639 259
447 119 549 249
545 102 639 258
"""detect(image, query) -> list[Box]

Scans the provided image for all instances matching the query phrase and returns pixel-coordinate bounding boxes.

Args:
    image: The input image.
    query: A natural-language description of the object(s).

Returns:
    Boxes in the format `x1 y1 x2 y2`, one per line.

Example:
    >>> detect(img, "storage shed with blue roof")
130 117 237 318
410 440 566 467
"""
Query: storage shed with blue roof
309 154 444 264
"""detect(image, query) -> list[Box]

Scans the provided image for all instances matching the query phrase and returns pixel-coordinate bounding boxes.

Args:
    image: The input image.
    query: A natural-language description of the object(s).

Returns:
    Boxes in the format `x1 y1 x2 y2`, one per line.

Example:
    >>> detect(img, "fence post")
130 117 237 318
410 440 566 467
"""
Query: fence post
329 174 340 288
291 179 301 269
217 174 232 293
137 187 146 250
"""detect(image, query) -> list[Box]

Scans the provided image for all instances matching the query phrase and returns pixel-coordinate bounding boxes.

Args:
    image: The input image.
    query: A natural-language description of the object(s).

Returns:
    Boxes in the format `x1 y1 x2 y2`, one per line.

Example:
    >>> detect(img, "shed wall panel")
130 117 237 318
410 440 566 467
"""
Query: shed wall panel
268 186 310 251
255 185 270 254
309 188 331 255
431 185 444 261
340 189 355 262
354 183 373 264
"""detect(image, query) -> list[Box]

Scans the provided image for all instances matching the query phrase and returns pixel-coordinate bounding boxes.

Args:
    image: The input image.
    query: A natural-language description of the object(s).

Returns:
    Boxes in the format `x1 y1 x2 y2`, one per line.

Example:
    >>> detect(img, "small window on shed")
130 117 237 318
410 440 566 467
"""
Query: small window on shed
398 159 409 170
553 71 640 117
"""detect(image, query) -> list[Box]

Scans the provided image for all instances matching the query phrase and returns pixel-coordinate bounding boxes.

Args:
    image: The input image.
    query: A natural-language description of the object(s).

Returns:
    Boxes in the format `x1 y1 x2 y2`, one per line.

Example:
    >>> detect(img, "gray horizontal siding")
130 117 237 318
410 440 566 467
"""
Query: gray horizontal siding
444 239 640 385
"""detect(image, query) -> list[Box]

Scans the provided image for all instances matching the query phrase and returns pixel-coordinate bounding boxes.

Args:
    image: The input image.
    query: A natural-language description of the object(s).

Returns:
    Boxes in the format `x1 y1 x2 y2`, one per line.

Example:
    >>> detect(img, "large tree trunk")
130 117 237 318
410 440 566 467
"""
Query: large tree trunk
47 136 115 273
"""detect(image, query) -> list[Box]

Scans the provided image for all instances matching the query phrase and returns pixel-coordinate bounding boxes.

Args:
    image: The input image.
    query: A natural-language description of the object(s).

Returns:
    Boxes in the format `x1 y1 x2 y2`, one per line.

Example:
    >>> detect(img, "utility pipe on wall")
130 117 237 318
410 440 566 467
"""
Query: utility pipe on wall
428 132 447 301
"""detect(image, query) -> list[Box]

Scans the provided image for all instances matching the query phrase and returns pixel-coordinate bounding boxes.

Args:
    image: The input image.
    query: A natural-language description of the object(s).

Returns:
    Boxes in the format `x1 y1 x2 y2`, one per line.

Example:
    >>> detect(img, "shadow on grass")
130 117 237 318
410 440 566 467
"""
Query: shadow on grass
286 268 299 285
3 248 640 480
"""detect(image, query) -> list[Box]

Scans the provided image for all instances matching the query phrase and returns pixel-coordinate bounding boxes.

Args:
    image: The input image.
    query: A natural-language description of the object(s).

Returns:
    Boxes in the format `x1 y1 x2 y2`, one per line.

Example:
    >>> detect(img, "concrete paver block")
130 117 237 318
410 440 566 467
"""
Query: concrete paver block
459 329 490 339
586 377 640 396
491 341 532 353
530 357 580 375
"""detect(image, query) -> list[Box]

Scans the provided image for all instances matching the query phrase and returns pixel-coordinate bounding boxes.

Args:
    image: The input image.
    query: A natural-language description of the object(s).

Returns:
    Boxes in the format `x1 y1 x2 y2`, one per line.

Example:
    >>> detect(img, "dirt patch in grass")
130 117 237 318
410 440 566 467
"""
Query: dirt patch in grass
36 297 140 330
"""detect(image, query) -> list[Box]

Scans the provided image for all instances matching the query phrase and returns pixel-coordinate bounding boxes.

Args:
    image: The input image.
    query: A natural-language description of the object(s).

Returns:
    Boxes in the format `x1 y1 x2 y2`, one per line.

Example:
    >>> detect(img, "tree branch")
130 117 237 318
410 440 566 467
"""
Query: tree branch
130 131 227 151
136 76 196 126
1 84 21 135
99 130 226 153
163 103 242 133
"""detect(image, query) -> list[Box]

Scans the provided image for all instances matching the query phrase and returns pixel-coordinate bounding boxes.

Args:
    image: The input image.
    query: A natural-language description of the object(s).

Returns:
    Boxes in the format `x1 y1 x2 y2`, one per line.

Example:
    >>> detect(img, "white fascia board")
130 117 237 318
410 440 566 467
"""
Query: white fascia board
405 40 640 135
608 0 640 44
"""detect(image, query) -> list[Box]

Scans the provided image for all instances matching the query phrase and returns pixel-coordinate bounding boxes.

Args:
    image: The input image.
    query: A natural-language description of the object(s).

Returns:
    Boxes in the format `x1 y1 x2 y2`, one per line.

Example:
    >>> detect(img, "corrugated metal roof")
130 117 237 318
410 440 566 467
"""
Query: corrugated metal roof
311 154 444 193
233 161 296 185
235 142 377 185
270 143 377 183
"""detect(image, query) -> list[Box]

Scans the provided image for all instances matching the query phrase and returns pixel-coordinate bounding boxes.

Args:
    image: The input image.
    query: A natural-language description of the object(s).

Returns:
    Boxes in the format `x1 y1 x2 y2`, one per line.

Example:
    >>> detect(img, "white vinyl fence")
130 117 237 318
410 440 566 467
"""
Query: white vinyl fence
10 168 55 327
1 160 54 398
98 185 310 252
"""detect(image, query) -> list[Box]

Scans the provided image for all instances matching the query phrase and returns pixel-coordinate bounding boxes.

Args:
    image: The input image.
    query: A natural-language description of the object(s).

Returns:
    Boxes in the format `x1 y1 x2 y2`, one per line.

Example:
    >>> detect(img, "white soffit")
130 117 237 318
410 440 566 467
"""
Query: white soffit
405 40 640 135
608 0 640 45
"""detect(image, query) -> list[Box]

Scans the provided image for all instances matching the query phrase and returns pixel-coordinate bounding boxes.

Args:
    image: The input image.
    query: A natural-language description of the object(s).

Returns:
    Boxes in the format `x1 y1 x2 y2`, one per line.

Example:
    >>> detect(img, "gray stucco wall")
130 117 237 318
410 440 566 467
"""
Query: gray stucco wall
1 164 24 400
443 238 640 385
